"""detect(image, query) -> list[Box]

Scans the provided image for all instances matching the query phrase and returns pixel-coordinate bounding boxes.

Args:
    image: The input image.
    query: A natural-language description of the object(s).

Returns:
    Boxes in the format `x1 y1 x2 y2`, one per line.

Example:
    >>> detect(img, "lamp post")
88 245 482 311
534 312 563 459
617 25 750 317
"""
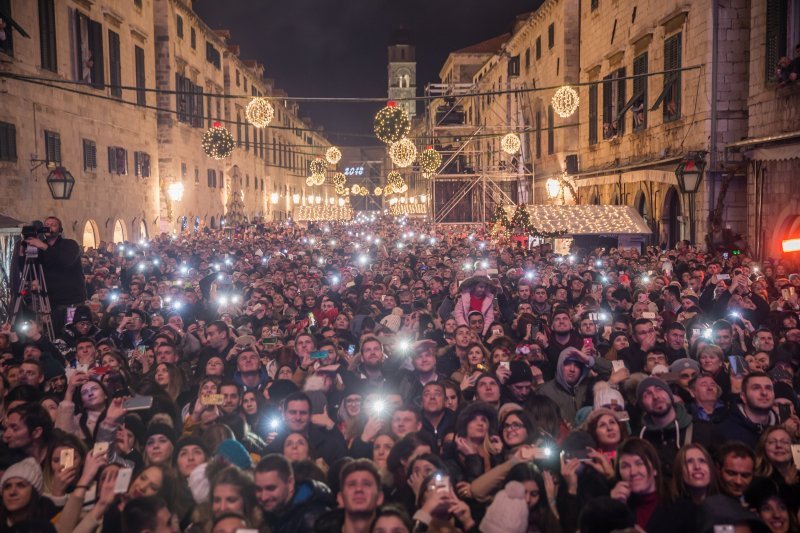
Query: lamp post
46 167 75 200
675 151 707 244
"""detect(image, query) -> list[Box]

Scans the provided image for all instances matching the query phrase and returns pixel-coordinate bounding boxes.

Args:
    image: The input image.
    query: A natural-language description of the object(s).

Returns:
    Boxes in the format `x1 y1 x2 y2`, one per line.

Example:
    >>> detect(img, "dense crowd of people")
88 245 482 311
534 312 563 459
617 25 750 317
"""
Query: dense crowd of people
3 213 800 533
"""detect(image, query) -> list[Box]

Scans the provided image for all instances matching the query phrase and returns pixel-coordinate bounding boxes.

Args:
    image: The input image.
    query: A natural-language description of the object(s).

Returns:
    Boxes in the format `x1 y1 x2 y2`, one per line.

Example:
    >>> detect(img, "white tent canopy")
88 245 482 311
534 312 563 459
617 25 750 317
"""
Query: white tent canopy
504 205 651 235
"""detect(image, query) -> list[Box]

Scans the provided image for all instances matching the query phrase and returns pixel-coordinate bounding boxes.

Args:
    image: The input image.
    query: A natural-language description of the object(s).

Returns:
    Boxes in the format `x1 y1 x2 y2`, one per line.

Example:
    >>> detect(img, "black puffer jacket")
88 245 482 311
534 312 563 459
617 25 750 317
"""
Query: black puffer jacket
265 479 334 533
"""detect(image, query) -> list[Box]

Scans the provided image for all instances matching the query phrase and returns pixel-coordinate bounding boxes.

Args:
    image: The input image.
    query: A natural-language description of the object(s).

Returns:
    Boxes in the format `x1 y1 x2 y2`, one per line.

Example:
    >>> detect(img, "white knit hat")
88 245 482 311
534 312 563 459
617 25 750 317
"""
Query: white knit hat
188 462 210 503
593 381 625 410
479 481 529 533
379 307 403 333
1 457 43 494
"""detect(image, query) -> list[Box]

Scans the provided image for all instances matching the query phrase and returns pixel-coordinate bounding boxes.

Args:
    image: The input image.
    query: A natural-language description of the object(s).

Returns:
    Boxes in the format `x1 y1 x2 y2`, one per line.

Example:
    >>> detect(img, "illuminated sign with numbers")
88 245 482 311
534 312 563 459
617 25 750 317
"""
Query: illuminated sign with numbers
344 167 364 176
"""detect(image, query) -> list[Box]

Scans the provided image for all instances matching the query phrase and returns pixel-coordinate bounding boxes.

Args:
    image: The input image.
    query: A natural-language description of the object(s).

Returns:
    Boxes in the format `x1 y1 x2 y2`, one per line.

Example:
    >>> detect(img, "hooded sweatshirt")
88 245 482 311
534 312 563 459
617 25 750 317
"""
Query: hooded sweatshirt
537 350 592 425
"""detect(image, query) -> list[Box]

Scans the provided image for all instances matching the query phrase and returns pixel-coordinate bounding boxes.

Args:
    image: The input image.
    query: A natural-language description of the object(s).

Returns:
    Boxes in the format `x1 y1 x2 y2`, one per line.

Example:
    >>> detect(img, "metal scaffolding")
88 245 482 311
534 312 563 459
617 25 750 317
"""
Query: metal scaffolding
421 82 533 226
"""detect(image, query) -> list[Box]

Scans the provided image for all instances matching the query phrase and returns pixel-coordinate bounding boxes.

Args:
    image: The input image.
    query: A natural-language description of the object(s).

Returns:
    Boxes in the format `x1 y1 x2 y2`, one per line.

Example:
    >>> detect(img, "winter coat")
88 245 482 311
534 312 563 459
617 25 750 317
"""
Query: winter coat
537 349 612 426
453 277 496 334
716 403 779 449
265 479 334 533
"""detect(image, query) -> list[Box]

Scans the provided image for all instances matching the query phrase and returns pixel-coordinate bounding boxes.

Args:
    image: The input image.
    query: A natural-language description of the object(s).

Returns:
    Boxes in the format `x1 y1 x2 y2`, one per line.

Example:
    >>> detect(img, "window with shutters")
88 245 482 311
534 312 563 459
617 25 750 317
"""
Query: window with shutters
236 109 242 147
207 169 215 188
536 37 541 60
83 139 97 171
662 33 682 121
39 0 58 72
622 54 646 132
548 24 555 49
524 48 530 71
176 15 184 38
134 151 150 178
535 111 542 158
206 43 221 69
591 0 599 10
44 130 61 165
73 11 104 89
547 106 555 154
588 84 598 145
175 74 203 127
135 46 146 105
0 0 13 56
765 0 794 83
0 122 17 162
108 30 122 98
602 68 626 139
194 167 199 185
181 162 187 180
107 146 128 174
190 27 196 49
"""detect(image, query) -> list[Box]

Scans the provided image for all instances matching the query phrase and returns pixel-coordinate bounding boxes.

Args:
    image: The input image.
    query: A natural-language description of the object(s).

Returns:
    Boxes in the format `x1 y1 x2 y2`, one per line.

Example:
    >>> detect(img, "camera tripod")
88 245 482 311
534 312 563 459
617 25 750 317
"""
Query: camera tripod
11 251 55 340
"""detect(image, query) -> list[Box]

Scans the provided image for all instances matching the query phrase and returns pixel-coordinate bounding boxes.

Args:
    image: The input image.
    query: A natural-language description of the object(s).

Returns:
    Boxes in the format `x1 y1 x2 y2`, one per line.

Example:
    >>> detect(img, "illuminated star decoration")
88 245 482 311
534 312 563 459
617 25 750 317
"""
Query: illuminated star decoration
389 138 417 168
418 146 442 176
202 122 235 160
501 133 521 155
551 85 580 118
245 97 275 128
325 146 342 165
374 101 411 144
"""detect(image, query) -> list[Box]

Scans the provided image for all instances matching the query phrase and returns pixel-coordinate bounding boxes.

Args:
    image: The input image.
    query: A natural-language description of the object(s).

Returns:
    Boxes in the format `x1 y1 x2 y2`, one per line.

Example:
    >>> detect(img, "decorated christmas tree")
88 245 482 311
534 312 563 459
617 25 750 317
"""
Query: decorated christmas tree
510 205 532 234
490 203 511 239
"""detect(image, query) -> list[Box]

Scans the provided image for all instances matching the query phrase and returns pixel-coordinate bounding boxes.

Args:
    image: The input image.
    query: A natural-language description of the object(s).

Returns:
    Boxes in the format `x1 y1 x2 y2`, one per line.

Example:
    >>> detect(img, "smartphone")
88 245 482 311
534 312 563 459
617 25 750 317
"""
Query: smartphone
93 442 109 457
582 337 594 350
499 361 510 371
430 473 452 494
123 394 154 411
692 328 700 337
718 273 731 281
782 288 792 300
201 393 224 406
114 467 133 494
347 345 356 356
561 449 590 461
603 325 612 337
307 312 316 327
60 448 75 470
310 350 329 359
792 445 800 469
261 336 278 346
492 327 504 337
611 360 626 373
728 356 746 377
778 403 792 423
642 311 656 319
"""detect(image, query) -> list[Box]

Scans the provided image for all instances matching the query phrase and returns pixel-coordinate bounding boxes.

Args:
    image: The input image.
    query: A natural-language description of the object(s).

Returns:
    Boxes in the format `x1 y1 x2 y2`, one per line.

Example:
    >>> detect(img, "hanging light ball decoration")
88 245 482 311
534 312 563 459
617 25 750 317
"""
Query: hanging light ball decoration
313 173 327 186
351 184 361 195
332 172 346 187
309 157 327 177
325 146 342 165
387 171 405 191
551 85 580 118
374 101 410 144
305 176 315 187
335 184 346 195
374 186 383 196
501 133 521 155
389 138 417 168
383 184 394 195
359 188 368 196
202 122 235 160
245 97 274 128
418 146 442 175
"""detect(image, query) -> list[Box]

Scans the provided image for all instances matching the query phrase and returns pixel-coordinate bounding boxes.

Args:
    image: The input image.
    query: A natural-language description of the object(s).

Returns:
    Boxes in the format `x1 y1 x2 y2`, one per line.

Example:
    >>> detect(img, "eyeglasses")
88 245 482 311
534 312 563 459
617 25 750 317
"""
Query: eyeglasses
502 422 525 431
766 439 792 447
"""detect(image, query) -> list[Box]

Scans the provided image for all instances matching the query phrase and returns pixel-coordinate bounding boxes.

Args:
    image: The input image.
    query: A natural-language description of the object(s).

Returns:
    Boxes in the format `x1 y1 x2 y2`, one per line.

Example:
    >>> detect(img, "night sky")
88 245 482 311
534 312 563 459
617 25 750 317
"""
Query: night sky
193 0 540 144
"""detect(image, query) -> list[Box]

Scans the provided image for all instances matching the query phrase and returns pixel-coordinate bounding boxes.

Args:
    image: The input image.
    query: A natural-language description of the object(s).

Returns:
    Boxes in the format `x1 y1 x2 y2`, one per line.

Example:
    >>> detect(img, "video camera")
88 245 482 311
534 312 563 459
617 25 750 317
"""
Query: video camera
21 221 49 240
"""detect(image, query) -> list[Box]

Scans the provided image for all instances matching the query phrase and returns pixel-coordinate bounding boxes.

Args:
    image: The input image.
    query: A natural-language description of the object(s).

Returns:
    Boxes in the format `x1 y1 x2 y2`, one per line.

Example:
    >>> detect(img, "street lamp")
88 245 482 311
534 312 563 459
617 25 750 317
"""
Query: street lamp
675 151 707 244
546 177 562 199
168 182 184 202
46 167 75 200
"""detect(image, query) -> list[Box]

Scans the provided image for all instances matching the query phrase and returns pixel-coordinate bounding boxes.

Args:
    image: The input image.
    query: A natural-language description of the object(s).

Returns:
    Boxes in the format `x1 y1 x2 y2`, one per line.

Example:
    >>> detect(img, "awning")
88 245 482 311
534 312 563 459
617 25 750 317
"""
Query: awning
743 143 800 161
504 205 652 235
575 167 680 188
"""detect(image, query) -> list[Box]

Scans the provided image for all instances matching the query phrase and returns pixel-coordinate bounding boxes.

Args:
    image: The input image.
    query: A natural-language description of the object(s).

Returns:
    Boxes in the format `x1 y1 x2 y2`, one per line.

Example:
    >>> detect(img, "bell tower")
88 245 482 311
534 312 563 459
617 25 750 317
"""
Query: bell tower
388 28 416 119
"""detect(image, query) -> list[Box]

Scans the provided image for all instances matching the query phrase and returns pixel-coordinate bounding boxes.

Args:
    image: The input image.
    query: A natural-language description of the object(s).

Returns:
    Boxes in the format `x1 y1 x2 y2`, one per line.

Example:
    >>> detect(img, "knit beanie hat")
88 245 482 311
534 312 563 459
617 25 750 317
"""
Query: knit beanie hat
379 308 403 333
145 422 177 446
1 457 43 494
187 462 210 503
593 381 625 410
174 436 210 463
217 439 253 470
72 305 94 324
122 414 147 446
506 361 533 385
669 358 700 374
479 481 529 533
636 376 674 405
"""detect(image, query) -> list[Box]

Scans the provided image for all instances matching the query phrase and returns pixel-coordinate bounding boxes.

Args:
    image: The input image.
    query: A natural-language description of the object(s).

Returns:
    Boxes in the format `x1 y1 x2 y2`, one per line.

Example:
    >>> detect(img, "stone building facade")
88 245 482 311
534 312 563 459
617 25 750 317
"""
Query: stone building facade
0 0 333 247
727 0 800 259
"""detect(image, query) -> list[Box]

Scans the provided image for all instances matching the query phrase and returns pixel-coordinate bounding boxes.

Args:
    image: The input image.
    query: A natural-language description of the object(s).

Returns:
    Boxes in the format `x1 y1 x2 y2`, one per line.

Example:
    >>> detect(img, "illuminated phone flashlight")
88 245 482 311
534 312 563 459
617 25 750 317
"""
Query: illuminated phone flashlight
463 262 472 271
137 263 145 272
479 242 486 250
329 240 337 247
642 276 651 283
468 235 474 241
180 265 189 275
119 245 126 252
596 260 603 267
555 257 563 263
568 255 576 262
331 276 340 285
602 276 609 283
430 237 436 245
217 273 224 281
127 250 134 257
703 328 713 338
153 259 160 265
225 258 233 266
165 296 173 304
398 339 410 352
543 447 552 457
262 257 267 264
213 263 220 271
20 322 29 332
371 400 385 415
409 231 415 238
375 238 381 244
232 295 241 304
302 237 308 244
525 271 534 280
354 243 360 250
729 311 740 319
318 257 325 266
358 255 368 266
599 313 608 321
269 418 281 431
397 242 404 249
753 266 760 272
217 295 228 305
111 292 119 301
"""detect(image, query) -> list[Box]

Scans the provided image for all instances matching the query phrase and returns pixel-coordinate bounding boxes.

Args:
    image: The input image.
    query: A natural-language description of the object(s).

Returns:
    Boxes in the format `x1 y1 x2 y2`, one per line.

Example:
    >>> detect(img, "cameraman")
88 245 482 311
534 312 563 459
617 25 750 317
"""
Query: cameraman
19 216 86 336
